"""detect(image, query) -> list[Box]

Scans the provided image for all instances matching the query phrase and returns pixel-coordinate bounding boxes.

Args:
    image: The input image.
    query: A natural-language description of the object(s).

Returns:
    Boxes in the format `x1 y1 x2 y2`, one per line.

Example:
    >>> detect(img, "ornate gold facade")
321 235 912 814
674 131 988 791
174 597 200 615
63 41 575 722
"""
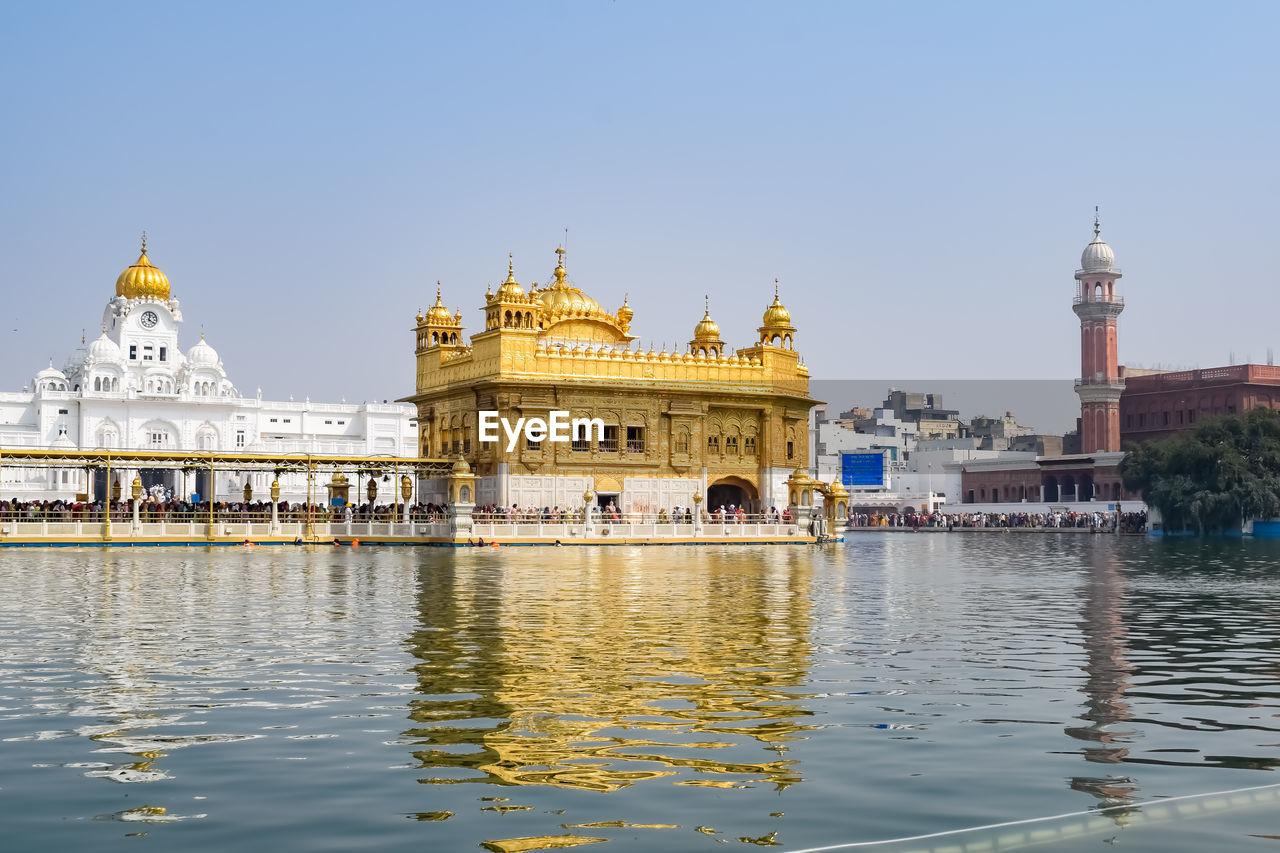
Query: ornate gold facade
403 249 818 511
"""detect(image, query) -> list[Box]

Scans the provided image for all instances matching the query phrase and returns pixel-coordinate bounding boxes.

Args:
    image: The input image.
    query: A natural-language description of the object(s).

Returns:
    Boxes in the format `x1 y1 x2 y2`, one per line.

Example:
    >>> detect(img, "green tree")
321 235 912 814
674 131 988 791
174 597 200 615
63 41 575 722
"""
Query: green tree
1120 407 1280 534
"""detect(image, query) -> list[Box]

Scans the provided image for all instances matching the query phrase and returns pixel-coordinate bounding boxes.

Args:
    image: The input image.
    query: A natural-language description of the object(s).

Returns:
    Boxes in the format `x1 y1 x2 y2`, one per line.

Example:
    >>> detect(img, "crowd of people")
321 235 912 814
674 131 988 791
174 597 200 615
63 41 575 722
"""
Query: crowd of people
3 495 1150 534
846 508 1148 533
0 497 451 525
471 503 792 524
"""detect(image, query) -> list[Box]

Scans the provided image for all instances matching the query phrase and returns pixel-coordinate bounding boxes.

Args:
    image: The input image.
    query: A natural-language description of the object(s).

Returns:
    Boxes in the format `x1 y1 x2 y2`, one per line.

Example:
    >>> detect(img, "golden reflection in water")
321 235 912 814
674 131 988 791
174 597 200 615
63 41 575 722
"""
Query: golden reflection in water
404 548 816 793
1066 541 1138 808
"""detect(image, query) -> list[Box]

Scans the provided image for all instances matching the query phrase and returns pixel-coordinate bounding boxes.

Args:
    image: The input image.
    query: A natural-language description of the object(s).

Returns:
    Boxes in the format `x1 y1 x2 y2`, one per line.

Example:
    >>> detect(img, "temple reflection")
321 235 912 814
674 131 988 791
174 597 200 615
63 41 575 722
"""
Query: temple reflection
1066 541 1139 808
404 548 816 792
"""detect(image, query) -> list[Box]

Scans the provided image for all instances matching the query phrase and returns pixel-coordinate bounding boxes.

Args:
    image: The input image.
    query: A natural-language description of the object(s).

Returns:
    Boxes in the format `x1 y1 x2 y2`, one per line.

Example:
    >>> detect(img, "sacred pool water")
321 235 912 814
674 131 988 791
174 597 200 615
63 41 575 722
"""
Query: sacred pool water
1 537 1278 852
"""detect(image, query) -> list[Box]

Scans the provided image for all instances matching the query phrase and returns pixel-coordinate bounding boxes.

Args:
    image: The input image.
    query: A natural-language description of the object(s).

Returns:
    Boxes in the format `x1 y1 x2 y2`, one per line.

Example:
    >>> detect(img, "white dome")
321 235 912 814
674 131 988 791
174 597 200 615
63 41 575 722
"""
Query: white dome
187 336 220 367
87 332 123 363
1080 234 1115 273
64 340 88 374
35 363 66 381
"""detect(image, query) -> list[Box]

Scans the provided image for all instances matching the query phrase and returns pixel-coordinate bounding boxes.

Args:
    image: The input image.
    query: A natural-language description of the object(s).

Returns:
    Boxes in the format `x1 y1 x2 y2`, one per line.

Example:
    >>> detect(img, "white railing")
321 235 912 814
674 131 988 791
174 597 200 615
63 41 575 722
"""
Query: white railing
469 521 797 539
0 517 798 541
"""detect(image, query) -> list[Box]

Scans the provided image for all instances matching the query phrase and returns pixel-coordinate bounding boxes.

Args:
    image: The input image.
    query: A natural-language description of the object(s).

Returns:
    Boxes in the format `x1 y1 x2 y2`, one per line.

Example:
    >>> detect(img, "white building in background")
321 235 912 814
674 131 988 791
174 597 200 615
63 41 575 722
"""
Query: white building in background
813 406 1037 515
0 240 415 502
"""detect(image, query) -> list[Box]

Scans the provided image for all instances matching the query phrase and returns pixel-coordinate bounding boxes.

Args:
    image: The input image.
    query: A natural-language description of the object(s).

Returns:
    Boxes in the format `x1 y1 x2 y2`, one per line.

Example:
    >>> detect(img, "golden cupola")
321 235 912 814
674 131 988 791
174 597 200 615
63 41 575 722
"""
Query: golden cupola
536 247 606 316
425 283 455 325
693 299 720 340
524 247 634 343
758 279 796 348
495 255 525 302
616 294 633 333
416 282 464 351
115 235 171 300
689 296 726 356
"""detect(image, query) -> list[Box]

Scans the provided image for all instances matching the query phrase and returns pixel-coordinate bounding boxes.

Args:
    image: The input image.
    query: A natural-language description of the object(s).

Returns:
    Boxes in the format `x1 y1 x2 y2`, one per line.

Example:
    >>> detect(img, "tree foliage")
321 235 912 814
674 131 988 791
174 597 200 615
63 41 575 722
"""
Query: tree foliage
1120 407 1280 533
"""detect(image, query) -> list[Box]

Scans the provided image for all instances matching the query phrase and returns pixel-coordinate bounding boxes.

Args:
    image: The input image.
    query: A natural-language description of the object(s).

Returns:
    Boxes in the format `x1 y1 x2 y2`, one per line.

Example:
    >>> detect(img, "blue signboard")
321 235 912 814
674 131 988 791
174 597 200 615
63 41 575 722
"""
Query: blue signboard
841 452 884 487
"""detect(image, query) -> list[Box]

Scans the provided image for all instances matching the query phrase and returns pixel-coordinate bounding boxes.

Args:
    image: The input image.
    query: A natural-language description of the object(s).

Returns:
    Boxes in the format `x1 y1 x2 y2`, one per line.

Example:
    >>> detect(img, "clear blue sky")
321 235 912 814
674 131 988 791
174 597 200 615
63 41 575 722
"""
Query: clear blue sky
1 1 1276 411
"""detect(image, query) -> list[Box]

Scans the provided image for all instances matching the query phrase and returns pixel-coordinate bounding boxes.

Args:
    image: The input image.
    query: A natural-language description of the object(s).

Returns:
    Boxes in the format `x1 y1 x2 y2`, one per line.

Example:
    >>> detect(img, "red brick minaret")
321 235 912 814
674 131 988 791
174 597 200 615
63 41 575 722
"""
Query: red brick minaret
1073 213 1125 453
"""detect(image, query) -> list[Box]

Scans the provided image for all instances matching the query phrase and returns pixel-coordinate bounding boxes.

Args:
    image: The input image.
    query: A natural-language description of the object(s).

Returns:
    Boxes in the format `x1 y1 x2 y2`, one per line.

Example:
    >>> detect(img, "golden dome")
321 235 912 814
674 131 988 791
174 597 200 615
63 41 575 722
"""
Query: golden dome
693 297 720 341
496 254 525 301
536 247 606 317
538 286 604 316
115 236 170 300
425 283 453 324
762 280 792 327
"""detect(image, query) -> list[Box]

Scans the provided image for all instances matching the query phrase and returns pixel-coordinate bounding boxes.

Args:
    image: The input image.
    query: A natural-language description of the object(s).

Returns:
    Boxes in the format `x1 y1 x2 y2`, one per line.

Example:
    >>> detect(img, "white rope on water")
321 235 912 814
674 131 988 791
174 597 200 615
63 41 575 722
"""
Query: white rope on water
781 782 1280 853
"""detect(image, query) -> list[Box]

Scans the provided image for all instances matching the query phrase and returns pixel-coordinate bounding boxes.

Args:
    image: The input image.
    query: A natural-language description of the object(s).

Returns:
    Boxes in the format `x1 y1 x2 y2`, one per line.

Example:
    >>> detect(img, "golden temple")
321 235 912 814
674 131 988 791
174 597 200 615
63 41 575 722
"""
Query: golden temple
403 248 819 513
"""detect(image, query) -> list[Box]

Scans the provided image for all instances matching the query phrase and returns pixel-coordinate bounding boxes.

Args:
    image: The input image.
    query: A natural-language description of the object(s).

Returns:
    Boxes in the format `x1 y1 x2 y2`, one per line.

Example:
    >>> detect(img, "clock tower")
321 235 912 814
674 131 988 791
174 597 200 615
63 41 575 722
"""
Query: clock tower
1072 214 1125 453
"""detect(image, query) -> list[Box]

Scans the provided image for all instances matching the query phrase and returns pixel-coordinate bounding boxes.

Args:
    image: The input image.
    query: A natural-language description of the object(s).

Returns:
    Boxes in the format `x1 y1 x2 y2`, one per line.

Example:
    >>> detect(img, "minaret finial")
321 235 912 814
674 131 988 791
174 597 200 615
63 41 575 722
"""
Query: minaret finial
436 281 442 302
140 230 147 254
774 278 779 299
1093 206 1100 238
508 253 514 276
200 324 205 341
704 294 710 314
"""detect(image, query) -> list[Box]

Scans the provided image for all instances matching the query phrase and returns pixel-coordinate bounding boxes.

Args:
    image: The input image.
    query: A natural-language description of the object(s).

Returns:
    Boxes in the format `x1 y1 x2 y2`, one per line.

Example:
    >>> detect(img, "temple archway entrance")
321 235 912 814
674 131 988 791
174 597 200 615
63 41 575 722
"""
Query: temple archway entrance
707 476 760 514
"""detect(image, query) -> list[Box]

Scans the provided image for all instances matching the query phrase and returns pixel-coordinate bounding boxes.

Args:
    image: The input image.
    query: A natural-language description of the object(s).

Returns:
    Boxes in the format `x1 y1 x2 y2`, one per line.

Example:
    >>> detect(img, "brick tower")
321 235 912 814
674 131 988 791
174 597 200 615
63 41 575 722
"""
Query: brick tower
1073 213 1125 453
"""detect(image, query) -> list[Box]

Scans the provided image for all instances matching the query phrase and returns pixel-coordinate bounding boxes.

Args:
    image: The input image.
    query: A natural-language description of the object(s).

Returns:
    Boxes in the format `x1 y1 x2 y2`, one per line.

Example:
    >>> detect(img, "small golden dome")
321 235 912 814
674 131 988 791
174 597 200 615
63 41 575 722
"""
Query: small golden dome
617 293 633 324
762 280 792 327
115 235 170 300
425 283 453 324
693 297 720 341
496 254 525 301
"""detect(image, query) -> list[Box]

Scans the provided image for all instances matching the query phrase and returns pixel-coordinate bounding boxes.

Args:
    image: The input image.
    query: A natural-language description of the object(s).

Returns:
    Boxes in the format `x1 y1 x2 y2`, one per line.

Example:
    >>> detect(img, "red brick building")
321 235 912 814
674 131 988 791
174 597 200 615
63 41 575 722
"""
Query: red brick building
1119 364 1280 444
960 452 1140 506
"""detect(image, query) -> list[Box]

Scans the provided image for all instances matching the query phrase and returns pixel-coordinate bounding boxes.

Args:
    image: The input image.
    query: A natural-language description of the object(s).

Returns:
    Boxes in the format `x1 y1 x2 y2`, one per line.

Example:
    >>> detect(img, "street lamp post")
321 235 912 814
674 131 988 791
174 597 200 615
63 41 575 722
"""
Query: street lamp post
131 475 143 534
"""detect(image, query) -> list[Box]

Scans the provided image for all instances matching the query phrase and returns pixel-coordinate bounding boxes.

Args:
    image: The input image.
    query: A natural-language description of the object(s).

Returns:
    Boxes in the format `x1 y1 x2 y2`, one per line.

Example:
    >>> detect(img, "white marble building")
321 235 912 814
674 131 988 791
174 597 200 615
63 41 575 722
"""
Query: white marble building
0 240 415 502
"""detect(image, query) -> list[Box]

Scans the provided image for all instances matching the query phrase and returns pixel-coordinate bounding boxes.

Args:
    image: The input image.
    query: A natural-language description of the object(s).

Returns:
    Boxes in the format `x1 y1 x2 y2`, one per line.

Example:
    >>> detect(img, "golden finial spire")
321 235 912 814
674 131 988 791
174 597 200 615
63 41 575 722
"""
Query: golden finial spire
140 230 147 254
704 294 710 316
553 246 567 285
101 322 107 334
200 325 205 341
774 278 780 299
508 253 514 277
436 281 442 302
81 329 86 345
